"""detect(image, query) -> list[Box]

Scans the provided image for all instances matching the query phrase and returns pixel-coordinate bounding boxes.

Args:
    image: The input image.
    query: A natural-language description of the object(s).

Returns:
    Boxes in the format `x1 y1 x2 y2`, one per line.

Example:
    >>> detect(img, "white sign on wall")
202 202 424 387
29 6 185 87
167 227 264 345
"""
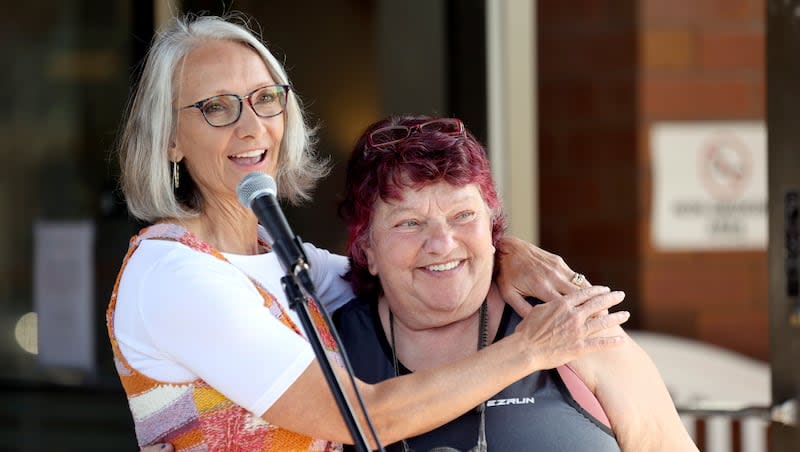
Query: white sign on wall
34 220 95 373
650 121 767 250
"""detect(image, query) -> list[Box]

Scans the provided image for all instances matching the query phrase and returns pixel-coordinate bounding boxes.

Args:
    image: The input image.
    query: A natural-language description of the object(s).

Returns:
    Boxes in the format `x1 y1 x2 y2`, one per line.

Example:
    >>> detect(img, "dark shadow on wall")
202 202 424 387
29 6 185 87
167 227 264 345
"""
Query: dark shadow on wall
537 1 641 326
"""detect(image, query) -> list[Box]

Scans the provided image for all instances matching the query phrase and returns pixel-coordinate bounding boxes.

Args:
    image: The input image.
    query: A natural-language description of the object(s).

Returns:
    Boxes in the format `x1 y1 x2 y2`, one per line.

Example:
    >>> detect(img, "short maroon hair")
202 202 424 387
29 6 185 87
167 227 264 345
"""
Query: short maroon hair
338 115 506 301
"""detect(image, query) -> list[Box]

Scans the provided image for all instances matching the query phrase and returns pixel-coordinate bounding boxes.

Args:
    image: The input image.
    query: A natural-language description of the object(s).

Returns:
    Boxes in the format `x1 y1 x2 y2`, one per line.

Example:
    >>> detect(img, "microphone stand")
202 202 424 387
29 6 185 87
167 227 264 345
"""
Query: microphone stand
277 236 381 452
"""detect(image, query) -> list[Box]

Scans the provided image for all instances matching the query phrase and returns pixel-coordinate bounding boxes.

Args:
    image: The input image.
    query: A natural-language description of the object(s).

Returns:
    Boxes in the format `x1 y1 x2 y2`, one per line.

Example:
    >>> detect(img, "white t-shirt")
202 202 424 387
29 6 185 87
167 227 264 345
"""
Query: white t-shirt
113 238 353 416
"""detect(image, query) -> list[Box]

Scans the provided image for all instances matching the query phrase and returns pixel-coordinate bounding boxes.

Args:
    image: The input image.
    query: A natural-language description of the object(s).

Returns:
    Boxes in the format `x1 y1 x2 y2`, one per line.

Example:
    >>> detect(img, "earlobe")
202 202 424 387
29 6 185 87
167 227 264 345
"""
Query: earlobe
168 145 183 163
168 129 184 159
364 244 378 276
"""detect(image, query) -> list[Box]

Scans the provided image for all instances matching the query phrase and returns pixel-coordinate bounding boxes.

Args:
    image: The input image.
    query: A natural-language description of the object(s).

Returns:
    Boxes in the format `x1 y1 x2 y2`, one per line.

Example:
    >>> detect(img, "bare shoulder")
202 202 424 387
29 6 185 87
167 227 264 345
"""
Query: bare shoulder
567 327 699 451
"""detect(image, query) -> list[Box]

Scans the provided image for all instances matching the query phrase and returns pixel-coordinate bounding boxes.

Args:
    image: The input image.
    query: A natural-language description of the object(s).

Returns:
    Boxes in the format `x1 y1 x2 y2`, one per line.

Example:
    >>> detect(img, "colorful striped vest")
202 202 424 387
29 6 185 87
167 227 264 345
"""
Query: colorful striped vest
106 223 342 451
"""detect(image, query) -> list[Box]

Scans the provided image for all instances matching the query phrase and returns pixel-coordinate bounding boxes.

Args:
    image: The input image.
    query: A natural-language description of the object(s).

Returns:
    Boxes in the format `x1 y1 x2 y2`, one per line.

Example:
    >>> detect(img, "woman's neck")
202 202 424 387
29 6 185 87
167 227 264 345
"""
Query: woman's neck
380 285 505 372
170 200 261 255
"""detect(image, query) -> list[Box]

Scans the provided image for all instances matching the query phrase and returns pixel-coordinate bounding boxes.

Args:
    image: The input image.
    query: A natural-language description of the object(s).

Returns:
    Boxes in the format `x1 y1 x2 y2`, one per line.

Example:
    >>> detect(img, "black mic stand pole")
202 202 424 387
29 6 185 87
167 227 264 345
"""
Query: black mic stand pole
278 237 382 452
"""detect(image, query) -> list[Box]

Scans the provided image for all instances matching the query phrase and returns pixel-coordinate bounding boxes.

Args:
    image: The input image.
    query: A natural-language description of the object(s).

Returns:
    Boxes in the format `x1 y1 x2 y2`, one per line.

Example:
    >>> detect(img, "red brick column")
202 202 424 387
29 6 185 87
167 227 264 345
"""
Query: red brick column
538 0 767 359
538 0 642 326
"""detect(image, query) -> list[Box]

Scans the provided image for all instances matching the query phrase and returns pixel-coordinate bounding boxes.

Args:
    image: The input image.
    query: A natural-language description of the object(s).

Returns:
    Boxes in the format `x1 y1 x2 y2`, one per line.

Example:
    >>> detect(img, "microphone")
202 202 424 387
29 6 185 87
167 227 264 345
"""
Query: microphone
239 173 377 451
237 172 308 277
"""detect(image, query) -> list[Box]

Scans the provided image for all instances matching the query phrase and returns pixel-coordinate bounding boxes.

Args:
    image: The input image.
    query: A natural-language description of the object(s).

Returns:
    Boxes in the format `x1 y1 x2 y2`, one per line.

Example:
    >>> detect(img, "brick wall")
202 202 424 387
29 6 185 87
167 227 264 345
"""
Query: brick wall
538 0 643 324
538 0 768 360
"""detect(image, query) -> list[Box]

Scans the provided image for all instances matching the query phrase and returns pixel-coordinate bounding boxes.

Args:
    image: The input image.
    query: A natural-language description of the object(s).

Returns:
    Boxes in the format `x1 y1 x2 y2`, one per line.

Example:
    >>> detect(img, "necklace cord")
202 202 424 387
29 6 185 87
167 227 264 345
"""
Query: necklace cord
389 299 490 452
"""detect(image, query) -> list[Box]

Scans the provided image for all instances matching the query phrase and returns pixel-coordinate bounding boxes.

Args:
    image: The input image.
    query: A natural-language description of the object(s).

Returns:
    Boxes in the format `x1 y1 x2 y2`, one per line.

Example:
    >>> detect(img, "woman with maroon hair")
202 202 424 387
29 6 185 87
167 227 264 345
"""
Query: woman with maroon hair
335 116 697 451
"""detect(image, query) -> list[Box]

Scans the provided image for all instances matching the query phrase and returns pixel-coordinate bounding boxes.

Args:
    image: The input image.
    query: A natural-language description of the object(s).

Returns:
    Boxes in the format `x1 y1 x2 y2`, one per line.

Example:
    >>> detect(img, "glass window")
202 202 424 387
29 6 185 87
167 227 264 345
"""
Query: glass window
0 1 144 448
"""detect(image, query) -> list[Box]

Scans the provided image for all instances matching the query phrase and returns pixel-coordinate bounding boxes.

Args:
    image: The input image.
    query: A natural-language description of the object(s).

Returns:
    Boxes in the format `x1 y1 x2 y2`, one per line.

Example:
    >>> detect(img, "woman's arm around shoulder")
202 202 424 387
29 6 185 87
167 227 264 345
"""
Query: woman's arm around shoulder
567 324 699 452
262 286 631 448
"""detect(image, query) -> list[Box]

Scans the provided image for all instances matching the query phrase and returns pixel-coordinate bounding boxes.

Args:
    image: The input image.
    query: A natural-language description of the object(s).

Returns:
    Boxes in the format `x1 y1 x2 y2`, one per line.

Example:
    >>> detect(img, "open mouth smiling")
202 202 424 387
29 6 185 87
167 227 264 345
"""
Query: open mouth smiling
425 260 462 272
229 149 267 165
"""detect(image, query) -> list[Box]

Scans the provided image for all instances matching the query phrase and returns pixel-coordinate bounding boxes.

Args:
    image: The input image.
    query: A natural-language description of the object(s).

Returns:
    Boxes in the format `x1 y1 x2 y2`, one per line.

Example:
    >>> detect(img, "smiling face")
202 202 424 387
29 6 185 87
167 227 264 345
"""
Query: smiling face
171 39 284 208
363 181 496 329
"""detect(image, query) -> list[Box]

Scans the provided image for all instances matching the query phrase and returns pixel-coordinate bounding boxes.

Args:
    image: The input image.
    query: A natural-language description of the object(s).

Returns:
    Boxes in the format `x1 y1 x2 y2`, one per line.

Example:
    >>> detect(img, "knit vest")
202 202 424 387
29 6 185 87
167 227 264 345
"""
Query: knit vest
106 223 342 451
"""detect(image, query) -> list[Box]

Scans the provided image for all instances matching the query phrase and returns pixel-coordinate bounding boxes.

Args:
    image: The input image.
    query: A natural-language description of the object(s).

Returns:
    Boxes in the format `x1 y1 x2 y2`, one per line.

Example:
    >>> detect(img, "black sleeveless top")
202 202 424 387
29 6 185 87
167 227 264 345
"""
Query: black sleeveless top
333 297 621 452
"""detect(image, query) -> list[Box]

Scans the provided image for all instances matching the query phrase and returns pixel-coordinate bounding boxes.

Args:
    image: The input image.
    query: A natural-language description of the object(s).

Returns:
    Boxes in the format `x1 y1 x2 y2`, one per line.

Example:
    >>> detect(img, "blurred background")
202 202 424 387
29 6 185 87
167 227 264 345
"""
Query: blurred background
1 0 797 450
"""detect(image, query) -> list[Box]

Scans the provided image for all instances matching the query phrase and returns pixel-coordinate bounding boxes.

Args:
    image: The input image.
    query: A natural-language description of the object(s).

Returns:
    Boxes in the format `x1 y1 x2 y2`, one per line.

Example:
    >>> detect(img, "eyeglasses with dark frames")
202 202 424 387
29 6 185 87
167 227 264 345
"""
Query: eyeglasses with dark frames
366 118 465 150
180 84 290 127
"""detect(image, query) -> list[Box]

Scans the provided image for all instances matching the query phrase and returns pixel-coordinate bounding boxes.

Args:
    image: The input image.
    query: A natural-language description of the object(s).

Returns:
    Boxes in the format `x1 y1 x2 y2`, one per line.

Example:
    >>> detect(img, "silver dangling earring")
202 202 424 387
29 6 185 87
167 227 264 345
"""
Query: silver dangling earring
172 160 180 189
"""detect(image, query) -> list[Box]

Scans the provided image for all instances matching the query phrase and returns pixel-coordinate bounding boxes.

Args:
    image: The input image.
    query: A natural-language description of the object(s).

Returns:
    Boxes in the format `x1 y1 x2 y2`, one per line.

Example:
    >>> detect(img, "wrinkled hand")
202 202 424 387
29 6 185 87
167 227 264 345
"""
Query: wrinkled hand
514 285 628 370
496 236 591 316
140 445 173 452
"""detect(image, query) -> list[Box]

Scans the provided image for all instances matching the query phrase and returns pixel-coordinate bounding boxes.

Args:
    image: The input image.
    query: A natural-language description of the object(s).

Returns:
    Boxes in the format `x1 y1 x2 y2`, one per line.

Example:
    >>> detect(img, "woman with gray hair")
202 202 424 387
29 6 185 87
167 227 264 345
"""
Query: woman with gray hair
107 13 628 451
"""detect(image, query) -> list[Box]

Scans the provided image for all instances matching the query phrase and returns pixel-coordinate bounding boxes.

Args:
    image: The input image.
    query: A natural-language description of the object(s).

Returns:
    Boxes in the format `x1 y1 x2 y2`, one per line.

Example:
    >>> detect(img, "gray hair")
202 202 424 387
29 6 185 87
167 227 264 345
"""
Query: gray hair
118 13 328 223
